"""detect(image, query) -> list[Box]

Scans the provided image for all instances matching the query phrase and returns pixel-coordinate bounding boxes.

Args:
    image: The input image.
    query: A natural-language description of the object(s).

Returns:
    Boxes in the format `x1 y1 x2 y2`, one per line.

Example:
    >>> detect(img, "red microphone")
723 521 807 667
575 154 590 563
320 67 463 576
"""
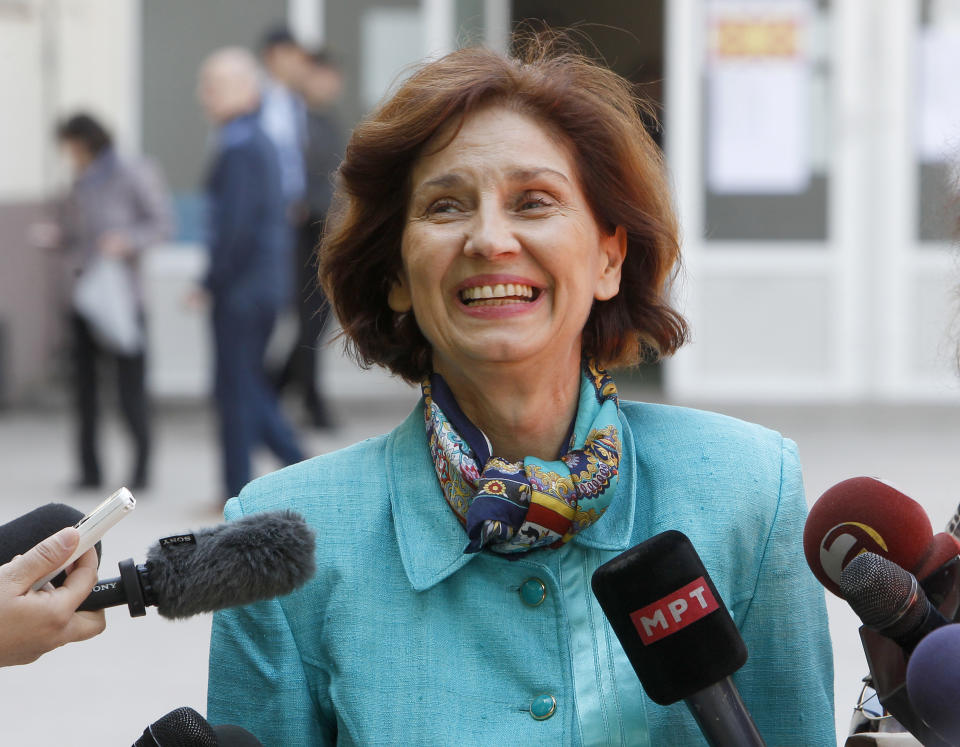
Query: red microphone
803 476 960 597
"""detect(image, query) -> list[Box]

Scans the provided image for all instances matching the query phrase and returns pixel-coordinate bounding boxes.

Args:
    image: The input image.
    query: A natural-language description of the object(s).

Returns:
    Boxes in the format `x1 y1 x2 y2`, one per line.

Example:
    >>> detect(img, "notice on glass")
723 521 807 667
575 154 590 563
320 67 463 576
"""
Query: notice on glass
706 0 812 194
917 28 960 163
360 8 423 111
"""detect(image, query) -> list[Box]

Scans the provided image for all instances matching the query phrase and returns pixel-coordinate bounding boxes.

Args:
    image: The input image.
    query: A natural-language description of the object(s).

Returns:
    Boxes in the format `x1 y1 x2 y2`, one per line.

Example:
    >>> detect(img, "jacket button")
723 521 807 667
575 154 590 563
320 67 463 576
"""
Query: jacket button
519 577 547 607
530 693 557 721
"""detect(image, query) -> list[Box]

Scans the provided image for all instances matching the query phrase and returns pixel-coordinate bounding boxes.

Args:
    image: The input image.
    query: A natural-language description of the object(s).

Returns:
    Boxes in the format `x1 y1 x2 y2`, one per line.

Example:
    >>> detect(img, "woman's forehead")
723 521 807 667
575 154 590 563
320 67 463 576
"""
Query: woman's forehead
410 106 578 189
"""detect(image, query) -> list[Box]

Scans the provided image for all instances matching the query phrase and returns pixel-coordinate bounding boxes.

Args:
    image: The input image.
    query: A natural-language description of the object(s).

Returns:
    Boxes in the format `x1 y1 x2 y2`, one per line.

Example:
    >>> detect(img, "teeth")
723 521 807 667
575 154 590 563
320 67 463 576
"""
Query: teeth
460 283 536 302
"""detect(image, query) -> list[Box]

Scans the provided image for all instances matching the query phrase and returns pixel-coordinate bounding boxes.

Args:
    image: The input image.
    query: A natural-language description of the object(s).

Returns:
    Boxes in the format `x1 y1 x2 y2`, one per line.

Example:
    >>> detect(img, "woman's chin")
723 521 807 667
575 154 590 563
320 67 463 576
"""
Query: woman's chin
443 335 573 369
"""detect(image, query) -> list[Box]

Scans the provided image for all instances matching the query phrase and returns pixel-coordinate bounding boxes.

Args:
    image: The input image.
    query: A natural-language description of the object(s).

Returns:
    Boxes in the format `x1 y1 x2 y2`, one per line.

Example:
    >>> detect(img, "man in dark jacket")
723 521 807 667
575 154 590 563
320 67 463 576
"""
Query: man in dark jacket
196 47 304 501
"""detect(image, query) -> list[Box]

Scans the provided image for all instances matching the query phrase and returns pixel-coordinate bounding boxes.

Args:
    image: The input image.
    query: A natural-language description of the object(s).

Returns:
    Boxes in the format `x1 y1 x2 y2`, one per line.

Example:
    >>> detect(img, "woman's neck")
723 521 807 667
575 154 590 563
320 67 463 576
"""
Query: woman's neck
434 351 582 462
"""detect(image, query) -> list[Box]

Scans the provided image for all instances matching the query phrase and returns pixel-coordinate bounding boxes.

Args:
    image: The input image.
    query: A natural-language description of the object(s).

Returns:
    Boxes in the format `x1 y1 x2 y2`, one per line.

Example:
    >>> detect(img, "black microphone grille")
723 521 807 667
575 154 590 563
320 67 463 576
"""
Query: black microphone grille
142 706 218 747
839 552 924 636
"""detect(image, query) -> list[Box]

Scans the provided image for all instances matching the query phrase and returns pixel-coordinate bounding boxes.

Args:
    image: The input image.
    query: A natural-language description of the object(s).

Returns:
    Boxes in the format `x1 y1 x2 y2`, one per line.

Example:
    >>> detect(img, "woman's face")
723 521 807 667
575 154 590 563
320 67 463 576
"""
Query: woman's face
394 106 626 376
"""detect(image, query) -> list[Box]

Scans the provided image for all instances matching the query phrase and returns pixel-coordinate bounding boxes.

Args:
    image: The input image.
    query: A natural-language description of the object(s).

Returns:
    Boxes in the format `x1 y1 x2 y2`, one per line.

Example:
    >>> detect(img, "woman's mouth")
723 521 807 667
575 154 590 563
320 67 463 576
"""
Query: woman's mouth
458 283 541 307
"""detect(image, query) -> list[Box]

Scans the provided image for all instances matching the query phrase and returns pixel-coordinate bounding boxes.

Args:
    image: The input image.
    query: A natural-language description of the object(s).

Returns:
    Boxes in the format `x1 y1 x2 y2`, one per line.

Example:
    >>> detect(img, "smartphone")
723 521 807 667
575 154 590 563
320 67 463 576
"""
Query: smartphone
31 487 136 591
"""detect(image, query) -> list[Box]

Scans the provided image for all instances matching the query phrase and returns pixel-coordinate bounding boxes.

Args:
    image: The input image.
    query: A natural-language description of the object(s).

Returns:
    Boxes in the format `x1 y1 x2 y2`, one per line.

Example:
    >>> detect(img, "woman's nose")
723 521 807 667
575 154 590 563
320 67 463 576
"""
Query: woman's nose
463 206 521 259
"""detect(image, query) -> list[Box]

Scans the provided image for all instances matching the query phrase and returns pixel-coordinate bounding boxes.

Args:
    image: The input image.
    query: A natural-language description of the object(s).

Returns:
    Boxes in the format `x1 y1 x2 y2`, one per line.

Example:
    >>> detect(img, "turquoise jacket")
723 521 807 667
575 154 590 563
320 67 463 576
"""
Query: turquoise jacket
207 401 835 745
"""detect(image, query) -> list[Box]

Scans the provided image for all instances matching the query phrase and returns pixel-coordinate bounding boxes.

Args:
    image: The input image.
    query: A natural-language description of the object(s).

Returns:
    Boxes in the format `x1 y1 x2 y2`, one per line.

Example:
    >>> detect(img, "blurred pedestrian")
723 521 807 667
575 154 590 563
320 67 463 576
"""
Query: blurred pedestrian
273 50 344 428
194 47 304 502
258 26 308 212
46 113 172 491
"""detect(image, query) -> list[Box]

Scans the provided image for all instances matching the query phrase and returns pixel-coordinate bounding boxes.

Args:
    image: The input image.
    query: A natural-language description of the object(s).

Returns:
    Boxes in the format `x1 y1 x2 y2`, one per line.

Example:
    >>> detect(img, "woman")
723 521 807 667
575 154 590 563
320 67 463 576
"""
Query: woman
53 113 172 490
208 38 835 745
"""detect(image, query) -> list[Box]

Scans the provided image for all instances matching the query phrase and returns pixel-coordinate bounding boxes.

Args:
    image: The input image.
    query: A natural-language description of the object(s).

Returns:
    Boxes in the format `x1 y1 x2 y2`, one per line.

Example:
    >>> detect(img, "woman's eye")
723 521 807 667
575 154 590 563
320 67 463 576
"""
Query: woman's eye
517 193 553 211
426 199 462 215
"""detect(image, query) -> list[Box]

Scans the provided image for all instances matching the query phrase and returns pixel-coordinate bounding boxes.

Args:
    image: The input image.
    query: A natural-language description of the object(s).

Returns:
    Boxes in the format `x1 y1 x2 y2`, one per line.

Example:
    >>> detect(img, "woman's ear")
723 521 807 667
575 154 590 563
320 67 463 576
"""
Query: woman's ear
594 225 628 302
387 275 413 312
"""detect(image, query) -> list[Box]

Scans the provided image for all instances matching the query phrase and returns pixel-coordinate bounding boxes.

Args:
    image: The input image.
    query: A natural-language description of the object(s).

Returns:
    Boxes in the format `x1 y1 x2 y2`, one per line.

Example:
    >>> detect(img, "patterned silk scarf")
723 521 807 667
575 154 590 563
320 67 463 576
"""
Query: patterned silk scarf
423 361 621 555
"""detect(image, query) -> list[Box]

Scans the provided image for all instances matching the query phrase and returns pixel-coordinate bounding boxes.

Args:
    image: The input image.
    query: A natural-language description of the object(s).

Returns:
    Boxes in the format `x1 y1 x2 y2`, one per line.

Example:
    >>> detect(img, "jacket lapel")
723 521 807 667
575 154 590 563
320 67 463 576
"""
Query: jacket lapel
386 403 479 591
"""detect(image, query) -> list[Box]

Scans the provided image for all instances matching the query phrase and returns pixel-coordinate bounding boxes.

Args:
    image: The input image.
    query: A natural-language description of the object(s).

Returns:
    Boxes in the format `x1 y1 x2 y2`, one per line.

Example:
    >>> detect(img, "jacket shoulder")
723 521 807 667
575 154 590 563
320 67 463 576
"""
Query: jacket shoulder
620 400 786 465
230 434 391 520
618 400 796 548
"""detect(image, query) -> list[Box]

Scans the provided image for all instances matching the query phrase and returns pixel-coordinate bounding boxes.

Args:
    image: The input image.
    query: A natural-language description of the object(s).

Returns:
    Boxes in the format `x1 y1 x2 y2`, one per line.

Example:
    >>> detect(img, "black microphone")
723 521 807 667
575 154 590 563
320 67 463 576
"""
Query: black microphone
839 552 950 654
134 706 263 746
78 510 315 618
0 503 102 585
591 530 765 747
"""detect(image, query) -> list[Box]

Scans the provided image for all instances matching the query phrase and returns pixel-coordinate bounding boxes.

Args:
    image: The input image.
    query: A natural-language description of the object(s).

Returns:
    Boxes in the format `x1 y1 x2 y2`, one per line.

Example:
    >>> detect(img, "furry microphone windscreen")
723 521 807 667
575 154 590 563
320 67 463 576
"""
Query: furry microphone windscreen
145 510 316 619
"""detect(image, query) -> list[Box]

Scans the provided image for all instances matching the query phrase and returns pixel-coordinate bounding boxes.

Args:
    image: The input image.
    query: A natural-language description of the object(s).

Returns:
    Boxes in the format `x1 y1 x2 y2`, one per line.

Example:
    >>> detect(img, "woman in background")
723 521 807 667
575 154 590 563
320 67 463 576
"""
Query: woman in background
52 113 172 491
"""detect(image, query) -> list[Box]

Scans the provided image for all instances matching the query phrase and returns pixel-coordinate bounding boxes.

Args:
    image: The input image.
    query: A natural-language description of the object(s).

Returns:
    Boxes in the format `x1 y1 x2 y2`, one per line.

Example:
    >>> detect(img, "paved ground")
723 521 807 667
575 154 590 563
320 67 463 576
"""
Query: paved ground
0 386 956 745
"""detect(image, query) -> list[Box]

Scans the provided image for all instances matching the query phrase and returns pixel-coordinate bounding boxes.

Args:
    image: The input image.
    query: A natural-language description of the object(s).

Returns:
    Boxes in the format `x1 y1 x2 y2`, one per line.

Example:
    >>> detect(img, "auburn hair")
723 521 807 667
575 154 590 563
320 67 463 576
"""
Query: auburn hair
319 33 688 382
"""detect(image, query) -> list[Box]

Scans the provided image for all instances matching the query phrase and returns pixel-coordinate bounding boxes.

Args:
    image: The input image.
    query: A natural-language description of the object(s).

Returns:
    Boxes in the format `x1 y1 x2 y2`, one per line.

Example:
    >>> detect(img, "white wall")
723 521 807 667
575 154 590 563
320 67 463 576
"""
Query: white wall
0 0 138 202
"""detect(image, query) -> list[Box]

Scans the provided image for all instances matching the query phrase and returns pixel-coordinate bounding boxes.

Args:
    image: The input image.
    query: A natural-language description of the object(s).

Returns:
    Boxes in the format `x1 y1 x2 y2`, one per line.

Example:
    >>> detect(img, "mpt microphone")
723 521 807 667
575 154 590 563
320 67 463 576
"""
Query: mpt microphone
134 706 263 746
0 503 102 584
591 530 765 747
78 510 315 618
839 552 950 653
905 624 960 745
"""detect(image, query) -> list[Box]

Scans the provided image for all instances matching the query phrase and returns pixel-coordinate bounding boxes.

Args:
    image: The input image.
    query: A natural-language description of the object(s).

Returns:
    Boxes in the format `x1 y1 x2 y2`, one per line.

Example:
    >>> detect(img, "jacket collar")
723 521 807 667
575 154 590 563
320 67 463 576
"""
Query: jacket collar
386 401 639 592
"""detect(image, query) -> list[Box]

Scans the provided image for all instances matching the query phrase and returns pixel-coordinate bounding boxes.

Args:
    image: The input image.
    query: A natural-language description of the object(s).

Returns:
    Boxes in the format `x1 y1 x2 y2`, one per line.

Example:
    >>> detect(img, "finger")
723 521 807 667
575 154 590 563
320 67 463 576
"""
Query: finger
73 546 99 571
63 545 97 576
0 528 79 594
56 559 99 610
60 609 106 645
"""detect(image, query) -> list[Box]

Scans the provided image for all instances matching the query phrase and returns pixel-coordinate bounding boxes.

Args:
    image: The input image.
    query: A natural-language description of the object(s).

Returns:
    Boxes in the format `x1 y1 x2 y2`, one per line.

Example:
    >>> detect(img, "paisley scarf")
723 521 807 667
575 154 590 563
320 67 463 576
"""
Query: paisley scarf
422 360 621 555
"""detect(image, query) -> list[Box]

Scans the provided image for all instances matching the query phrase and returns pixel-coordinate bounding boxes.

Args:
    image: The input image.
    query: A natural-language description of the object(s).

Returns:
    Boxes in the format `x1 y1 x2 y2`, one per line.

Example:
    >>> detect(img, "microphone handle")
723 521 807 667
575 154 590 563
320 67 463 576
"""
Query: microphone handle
77 557 152 617
684 677 766 747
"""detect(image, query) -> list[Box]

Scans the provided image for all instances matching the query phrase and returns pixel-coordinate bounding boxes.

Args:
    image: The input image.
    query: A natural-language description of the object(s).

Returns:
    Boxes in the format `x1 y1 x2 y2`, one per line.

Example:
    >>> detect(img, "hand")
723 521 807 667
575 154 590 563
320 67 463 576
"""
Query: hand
183 286 210 311
98 231 134 259
0 527 106 667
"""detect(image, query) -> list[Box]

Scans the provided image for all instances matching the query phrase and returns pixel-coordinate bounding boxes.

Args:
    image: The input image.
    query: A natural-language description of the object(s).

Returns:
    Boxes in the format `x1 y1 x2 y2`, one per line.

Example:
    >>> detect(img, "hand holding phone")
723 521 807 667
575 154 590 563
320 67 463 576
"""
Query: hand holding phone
30 488 135 591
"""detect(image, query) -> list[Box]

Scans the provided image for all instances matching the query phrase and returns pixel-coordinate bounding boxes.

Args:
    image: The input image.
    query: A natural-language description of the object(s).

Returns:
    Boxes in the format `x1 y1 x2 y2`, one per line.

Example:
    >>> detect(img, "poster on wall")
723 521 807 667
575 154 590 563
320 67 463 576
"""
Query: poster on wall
706 0 813 194
917 26 960 164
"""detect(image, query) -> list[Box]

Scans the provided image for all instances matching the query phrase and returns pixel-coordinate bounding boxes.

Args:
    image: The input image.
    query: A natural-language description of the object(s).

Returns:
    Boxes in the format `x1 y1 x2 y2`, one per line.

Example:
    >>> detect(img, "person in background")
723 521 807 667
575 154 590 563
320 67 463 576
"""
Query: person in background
258 26 308 213
0 526 105 667
273 50 344 429
194 47 304 503
51 113 173 491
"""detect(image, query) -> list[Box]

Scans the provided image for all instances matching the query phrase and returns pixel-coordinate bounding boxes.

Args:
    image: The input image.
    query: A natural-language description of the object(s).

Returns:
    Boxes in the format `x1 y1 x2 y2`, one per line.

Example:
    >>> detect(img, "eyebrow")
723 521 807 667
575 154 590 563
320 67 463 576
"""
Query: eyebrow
506 167 571 185
415 167 572 193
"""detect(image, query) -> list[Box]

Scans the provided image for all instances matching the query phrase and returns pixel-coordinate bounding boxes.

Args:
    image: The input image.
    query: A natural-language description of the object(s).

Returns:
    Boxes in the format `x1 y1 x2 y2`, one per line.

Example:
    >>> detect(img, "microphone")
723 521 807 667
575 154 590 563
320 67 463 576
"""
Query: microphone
0 503 102 584
803 477 942 597
591 530 765 747
804 479 960 746
839 552 950 653
134 706 263 746
905 624 960 745
78 510 315 618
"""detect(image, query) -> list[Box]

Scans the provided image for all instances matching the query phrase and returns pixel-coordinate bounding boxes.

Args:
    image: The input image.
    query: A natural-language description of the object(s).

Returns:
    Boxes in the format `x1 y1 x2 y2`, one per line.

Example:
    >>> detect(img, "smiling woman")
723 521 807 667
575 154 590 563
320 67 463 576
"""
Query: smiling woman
206 32 836 747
